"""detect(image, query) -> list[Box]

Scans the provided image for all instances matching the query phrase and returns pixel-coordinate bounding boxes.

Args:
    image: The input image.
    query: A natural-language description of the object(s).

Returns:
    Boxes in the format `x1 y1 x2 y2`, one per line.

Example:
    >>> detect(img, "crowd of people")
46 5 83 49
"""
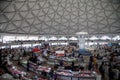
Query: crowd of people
92 45 120 80
0 44 120 80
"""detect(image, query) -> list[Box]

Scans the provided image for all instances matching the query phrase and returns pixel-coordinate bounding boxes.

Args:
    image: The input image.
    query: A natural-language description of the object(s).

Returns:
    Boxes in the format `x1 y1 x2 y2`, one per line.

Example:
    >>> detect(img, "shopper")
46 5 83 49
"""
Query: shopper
108 67 114 80
27 59 30 71
112 66 119 80
49 67 54 79
88 56 94 70
59 60 63 66
54 71 57 80
99 62 105 79
71 61 75 71
1 60 9 73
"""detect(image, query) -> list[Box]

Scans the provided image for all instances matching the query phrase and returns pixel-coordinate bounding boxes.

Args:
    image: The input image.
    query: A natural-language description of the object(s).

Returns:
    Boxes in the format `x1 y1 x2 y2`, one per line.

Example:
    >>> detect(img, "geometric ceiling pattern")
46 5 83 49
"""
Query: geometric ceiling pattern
0 0 120 35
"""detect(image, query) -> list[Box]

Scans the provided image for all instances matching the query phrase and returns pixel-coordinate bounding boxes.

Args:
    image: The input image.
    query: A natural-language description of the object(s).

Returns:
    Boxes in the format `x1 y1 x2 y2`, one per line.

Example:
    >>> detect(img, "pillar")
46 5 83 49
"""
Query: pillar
76 32 88 49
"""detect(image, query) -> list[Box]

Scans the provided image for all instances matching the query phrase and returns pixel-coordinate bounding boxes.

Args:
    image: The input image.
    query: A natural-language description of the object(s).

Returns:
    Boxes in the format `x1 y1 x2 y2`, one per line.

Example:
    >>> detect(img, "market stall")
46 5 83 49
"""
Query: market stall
6 65 32 80
20 59 99 80
56 70 96 80
20 60 51 78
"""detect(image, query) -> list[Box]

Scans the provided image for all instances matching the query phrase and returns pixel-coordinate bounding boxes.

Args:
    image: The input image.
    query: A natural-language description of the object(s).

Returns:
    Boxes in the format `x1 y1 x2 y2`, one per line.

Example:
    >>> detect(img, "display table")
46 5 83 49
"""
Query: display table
20 60 50 79
37 66 51 73
6 61 49 80
49 56 77 62
56 70 96 80
20 60 100 80
55 50 65 57
1 73 13 79
7 65 31 80
47 61 59 66
56 57 77 62
21 60 51 72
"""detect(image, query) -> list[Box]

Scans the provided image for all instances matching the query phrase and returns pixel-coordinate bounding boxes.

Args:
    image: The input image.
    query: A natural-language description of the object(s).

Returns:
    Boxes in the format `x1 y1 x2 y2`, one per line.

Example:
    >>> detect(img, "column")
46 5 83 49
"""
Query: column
78 35 85 49
76 32 88 49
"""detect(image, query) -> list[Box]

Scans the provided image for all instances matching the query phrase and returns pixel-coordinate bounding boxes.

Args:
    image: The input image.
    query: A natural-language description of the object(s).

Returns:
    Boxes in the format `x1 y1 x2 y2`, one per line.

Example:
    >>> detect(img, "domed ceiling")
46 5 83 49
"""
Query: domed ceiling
0 0 120 35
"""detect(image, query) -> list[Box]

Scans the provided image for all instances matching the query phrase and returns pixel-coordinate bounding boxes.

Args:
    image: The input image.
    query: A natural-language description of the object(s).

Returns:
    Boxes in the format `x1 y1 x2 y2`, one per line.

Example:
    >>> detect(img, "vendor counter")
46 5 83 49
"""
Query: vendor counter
7 65 33 80
21 60 101 80
56 70 96 80
49 56 77 62
21 60 51 73
6 61 48 80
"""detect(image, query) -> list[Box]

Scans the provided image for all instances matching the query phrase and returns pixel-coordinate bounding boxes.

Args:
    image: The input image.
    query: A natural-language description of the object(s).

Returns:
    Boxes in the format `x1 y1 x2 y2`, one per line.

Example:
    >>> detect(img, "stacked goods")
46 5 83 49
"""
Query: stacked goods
55 51 65 57
37 66 51 73
56 70 73 76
